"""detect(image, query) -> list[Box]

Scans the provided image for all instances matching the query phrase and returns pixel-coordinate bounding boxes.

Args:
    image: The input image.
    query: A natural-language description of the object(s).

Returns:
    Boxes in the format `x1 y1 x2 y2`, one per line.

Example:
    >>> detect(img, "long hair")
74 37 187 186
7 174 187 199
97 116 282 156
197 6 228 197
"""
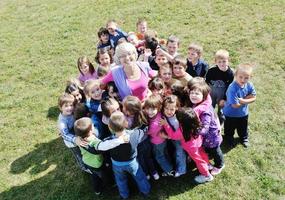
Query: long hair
77 56 95 75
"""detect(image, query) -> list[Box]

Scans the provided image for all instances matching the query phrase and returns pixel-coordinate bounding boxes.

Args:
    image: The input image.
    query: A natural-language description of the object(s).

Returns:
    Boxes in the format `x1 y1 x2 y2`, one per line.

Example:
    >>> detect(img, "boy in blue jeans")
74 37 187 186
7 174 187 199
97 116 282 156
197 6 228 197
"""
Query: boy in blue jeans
223 64 256 148
106 111 150 199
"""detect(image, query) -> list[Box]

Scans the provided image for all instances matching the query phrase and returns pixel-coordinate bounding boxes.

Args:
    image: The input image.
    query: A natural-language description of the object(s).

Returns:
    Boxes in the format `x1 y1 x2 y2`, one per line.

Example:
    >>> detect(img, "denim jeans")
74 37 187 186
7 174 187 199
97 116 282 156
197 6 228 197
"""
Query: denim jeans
204 145 224 168
137 138 157 175
152 141 173 173
172 140 187 174
112 159 150 199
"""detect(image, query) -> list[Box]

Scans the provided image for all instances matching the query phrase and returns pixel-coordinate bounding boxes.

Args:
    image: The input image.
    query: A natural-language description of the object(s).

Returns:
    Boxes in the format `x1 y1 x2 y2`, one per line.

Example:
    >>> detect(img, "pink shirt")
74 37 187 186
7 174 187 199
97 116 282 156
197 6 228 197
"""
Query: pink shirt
78 72 97 84
147 112 165 145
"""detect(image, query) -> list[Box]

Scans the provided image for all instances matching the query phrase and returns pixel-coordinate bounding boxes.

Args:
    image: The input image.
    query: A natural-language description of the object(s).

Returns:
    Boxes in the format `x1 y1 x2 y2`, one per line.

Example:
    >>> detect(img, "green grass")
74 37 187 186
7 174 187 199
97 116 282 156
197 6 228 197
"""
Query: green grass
0 0 285 199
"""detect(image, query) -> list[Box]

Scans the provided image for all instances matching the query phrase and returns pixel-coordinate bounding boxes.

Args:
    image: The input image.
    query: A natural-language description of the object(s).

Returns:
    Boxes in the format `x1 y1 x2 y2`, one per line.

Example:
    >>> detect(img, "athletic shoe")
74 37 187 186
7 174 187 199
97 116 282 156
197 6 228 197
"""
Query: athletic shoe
242 141 250 148
211 165 225 176
153 172 160 180
194 174 214 184
174 172 186 178
162 170 175 177
208 163 214 170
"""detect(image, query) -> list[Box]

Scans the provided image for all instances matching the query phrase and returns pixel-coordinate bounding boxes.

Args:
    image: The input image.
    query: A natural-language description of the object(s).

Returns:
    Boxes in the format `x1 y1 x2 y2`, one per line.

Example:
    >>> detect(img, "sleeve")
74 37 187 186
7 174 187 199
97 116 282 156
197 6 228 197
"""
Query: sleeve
163 124 183 140
248 83 256 96
58 121 76 144
205 68 213 85
226 86 239 105
197 112 211 136
194 94 212 117
95 137 125 151
223 69 235 100
101 71 114 84
202 61 209 77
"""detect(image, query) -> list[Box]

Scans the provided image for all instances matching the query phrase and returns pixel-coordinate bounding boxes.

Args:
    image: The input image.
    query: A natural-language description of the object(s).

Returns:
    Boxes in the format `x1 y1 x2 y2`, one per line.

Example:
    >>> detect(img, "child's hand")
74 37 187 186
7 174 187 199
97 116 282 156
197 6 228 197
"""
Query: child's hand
159 131 169 139
122 134 130 143
159 118 167 126
238 98 247 105
75 136 89 147
155 48 164 56
218 99 225 107
144 48 152 57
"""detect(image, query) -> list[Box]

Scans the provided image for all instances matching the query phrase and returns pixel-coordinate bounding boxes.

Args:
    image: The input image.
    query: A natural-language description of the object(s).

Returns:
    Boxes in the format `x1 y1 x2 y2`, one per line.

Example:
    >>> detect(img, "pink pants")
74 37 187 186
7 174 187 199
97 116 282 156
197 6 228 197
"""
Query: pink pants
185 147 210 176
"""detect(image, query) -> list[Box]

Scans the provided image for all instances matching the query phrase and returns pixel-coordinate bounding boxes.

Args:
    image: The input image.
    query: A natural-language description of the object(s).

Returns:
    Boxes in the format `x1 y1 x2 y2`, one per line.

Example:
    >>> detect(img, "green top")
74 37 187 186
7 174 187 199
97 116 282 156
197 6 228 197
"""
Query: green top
79 135 103 169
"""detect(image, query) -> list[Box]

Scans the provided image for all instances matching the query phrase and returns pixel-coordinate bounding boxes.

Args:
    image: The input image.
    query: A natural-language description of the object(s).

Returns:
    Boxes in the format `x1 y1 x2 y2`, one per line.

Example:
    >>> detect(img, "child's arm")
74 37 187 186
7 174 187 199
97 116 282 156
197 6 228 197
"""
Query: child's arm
156 48 174 62
238 94 256 105
197 112 211 136
193 94 212 116
160 119 182 140
95 136 126 151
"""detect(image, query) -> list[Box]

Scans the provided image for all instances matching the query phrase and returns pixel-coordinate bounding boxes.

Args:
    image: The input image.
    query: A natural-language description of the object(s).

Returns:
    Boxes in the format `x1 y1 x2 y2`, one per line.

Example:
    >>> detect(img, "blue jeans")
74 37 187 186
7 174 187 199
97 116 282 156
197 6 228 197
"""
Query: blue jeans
152 141 173 173
112 159 150 199
172 140 187 174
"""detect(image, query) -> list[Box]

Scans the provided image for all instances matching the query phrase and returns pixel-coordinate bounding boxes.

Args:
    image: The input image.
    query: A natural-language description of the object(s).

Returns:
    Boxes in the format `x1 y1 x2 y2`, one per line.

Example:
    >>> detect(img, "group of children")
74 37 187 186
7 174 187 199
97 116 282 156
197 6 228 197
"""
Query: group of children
57 19 256 199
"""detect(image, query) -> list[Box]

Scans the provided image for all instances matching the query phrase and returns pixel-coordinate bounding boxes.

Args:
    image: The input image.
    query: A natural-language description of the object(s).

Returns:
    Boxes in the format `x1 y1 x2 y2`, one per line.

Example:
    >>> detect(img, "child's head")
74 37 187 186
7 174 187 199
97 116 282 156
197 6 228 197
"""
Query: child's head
101 97 120 118
74 117 93 138
176 108 200 142
234 63 253 87
74 103 90 120
159 63 172 84
77 56 95 75
162 95 180 118
83 80 103 100
187 77 210 105
170 79 187 106
97 27 109 44
109 111 128 133
95 48 113 67
136 19 147 34
166 35 179 56
172 55 187 77
148 77 165 96
65 80 83 103
97 66 109 78
122 95 147 128
107 82 119 100
144 36 158 55
58 93 75 116
155 52 168 68
144 94 162 119
215 49 230 72
127 32 139 46
188 43 203 62
106 20 117 35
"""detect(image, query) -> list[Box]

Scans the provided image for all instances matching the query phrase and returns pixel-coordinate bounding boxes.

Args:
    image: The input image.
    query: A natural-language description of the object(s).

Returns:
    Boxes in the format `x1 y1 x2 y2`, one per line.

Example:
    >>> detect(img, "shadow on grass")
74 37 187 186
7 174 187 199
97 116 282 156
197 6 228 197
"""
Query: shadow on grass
221 137 242 155
0 138 202 200
46 106 60 121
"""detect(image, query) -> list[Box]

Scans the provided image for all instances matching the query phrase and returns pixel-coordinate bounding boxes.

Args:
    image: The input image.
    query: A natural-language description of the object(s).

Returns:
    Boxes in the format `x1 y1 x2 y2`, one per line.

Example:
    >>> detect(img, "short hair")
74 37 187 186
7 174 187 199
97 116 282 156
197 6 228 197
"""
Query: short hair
97 27 109 38
173 55 187 69
106 19 117 27
74 117 93 138
148 77 165 92
144 30 158 39
113 42 138 65
136 18 147 26
187 77 210 100
144 37 159 55
162 95 181 110
58 93 75 109
83 79 101 97
77 56 95 75
235 63 253 76
109 111 126 132
95 48 113 64
144 94 162 110
188 43 203 56
167 35 180 46
215 49 229 60
74 103 90 120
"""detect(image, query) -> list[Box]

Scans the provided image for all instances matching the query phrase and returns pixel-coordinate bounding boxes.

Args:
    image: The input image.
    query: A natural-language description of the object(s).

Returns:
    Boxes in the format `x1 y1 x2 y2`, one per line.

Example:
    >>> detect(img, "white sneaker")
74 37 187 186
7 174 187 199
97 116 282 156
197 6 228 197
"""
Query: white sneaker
146 175 151 180
194 174 214 184
211 165 225 176
152 172 160 180
174 172 186 178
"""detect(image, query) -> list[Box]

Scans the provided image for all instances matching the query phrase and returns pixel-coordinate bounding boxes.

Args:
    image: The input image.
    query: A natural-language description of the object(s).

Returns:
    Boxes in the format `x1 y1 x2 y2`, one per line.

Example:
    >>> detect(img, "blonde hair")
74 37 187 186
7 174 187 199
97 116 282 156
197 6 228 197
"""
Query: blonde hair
74 117 92 138
167 35 180 46
109 111 126 132
136 18 147 27
215 49 229 60
188 43 203 56
113 42 138 65
58 93 75 109
83 79 101 97
235 63 253 76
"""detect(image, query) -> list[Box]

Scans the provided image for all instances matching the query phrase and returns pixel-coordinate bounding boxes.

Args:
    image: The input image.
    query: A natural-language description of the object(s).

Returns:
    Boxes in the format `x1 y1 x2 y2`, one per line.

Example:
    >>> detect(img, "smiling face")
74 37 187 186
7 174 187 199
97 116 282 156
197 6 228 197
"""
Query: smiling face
155 54 168 67
159 67 172 83
163 102 177 118
216 57 229 72
107 22 117 35
137 22 147 34
61 102 74 116
99 53 111 67
144 107 158 118
90 85 103 100
189 88 203 105
79 63 90 75
119 50 137 67
173 64 186 77
71 90 82 102
100 33 109 44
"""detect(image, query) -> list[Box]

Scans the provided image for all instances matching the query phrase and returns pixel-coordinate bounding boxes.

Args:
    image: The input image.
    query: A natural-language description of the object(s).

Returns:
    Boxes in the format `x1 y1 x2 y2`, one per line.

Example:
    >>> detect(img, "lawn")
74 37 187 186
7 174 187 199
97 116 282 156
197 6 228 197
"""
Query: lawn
0 0 284 199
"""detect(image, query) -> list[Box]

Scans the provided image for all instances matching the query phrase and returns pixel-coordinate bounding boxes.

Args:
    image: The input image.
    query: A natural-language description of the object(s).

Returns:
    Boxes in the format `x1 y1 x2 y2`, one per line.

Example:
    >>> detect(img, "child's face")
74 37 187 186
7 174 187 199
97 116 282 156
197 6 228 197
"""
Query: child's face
90 85 103 100
127 35 139 46
100 33 109 44
79 63 90 75
137 22 147 34
167 42 178 56
71 90 82 102
144 107 158 118
188 49 200 61
109 101 120 115
189 88 203 105
235 71 250 87
61 102 74 116
107 22 117 35
164 102 177 118
155 55 168 67
216 58 229 72
108 85 118 98
99 53 111 67
159 68 172 83
173 64 186 77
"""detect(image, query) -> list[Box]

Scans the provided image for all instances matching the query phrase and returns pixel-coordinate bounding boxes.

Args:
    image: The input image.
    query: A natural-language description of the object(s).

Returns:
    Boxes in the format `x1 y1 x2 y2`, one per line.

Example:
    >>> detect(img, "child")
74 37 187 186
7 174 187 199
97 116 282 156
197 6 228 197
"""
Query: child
106 111 151 199
77 56 97 84
127 32 144 56
186 43 208 78
161 95 187 177
143 95 174 177
223 64 256 148
57 93 88 172
136 19 148 40
65 78 86 103
206 49 234 124
106 20 127 49
148 77 165 97
166 35 179 57
97 27 111 51
84 80 105 138
161 108 213 183
74 117 126 195
158 63 173 96
188 77 224 175
172 55 192 87
95 48 114 73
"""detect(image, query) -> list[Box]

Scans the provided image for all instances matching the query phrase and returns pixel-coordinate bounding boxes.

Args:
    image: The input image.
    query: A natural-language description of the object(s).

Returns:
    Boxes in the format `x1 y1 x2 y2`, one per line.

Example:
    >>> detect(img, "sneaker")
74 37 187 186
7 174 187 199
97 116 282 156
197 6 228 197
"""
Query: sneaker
242 141 250 148
146 174 151 180
194 174 214 184
208 163 214 171
162 170 175 177
211 165 225 176
174 172 186 178
152 172 160 180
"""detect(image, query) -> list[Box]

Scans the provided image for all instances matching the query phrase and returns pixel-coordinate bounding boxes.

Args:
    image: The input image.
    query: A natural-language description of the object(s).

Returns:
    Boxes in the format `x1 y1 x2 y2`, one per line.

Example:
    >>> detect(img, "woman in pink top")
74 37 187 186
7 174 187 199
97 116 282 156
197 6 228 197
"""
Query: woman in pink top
161 108 214 184
101 42 156 101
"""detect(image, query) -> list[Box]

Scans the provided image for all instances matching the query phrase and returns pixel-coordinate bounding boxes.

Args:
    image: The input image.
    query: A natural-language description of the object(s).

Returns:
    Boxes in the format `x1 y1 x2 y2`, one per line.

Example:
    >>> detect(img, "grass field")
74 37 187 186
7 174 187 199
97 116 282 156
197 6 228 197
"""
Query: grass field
0 0 285 199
